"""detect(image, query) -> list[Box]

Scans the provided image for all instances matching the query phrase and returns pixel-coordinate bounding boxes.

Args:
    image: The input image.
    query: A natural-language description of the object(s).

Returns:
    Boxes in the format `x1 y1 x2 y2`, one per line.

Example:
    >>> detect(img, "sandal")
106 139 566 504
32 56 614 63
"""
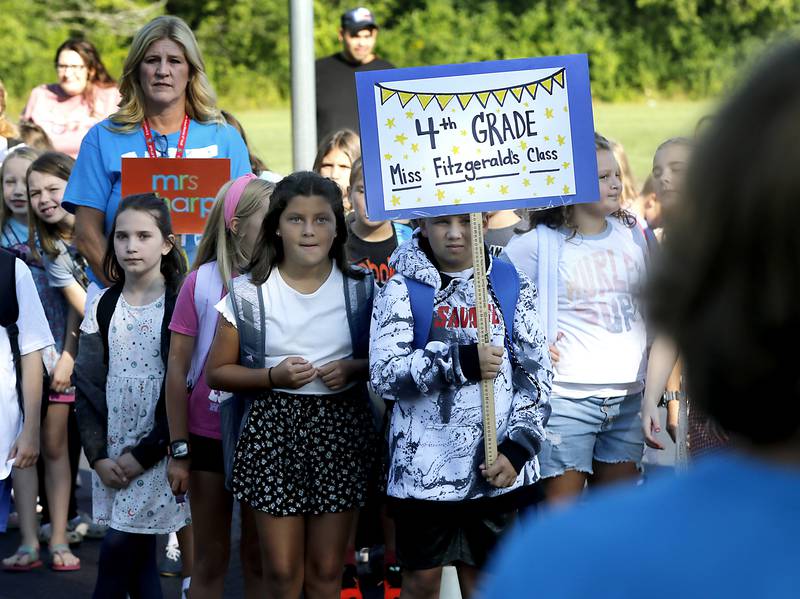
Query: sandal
50 543 81 572
2 545 42 572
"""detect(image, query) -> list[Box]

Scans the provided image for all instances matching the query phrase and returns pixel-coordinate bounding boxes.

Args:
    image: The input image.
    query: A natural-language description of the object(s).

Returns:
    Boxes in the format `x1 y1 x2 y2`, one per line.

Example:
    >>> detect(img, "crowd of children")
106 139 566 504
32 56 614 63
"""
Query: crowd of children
0 12 762 599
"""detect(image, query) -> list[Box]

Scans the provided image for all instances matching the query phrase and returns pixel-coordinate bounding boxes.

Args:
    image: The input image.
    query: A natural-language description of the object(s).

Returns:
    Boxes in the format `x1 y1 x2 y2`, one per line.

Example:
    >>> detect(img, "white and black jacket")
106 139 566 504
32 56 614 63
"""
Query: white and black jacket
369 233 553 502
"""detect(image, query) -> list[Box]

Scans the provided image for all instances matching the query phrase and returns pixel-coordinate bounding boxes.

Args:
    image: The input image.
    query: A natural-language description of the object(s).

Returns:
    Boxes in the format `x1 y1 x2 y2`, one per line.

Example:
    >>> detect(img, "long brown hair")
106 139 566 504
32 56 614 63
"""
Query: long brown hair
247 171 348 285
103 193 187 293
55 38 117 116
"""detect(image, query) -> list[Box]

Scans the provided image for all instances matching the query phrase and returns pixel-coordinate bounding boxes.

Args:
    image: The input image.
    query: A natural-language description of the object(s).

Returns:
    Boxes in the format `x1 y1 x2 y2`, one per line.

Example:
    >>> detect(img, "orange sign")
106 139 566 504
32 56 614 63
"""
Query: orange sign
121 157 231 234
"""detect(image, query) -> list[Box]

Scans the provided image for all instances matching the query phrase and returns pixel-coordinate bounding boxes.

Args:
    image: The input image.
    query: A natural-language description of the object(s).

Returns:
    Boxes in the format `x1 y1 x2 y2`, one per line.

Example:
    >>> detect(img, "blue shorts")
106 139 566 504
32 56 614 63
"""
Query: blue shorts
538 392 645 479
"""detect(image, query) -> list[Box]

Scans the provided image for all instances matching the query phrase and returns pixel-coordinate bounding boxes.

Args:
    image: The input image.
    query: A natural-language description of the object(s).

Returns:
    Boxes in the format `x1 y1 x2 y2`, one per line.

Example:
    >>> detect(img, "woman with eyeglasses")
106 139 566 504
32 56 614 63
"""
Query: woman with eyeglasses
63 16 250 293
21 39 121 158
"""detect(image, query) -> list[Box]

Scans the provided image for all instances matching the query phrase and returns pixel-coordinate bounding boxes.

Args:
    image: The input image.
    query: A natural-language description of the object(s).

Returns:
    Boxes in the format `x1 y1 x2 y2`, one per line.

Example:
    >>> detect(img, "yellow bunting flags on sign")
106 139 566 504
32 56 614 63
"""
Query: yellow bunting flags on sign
380 88 397 104
375 68 566 111
398 92 415 107
457 94 474 109
476 91 492 108
436 94 455 110
417 94 435 109
492 89 508 105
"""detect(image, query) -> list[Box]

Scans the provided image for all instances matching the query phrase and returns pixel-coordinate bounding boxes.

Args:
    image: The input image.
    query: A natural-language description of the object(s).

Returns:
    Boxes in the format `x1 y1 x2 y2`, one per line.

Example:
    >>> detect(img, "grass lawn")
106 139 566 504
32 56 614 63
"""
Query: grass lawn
236 99 714 186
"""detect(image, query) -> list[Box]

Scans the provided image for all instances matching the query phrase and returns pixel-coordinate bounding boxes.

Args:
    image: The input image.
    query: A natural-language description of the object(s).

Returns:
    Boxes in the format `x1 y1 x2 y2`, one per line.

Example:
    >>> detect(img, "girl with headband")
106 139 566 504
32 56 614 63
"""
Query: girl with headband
166 174 274 598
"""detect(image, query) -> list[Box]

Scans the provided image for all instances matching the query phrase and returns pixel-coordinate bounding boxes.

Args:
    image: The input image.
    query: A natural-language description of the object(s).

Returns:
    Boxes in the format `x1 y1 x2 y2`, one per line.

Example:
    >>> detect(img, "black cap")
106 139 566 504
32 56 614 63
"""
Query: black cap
341 7 378 34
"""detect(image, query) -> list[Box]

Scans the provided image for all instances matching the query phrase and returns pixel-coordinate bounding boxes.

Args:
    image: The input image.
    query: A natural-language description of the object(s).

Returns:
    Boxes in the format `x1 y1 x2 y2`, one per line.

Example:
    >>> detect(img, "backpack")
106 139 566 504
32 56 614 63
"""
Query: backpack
187 261 224 389
96 283 175 370
405 257 520 351
0 249 23 417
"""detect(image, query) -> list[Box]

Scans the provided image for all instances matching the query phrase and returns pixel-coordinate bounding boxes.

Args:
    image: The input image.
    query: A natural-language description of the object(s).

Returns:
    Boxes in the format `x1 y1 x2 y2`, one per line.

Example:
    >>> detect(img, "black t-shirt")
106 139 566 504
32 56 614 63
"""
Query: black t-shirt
345 225 400 286
315 53 395 143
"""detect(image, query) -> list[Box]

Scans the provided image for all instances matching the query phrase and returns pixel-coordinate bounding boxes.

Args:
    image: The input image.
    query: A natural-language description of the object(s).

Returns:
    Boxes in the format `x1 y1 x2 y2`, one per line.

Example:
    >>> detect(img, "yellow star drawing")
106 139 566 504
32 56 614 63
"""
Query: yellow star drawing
416 197 422 203
522 165 528 172
436 189 446 200
391 195 401 206
411 143 419 153
452 146 460 155
522 178 530 187
562 184 571 194
544 135 550 141
499 185 509 195
519 140 528 150
523 102 529 108
467 186 476 195
495 109 501 114
403 154 409 160
454 198 462 204
395 133 408 145
451 108 457 113
460 129 468 137
563 105 569 112
405 111 415 119
546 175 555 185
562 161 571 169
386 118 396 129
557 134 566 146
383 153 393 160
545 108 554 119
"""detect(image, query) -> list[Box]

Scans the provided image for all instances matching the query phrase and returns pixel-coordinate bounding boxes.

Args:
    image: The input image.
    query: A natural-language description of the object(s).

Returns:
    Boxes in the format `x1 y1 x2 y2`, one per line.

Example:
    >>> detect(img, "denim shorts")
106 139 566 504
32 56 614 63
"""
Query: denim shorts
538 392 645 478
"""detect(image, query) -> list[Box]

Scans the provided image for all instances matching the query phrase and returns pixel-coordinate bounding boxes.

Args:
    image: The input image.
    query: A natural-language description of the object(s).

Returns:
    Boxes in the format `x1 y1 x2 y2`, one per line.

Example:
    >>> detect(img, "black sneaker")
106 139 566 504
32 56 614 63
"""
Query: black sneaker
340 563 363 599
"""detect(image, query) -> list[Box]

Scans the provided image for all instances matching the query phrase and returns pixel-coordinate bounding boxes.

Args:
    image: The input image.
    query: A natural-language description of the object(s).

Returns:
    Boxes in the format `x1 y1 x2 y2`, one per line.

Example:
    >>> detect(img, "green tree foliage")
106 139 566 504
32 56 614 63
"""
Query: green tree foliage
1 0 798 112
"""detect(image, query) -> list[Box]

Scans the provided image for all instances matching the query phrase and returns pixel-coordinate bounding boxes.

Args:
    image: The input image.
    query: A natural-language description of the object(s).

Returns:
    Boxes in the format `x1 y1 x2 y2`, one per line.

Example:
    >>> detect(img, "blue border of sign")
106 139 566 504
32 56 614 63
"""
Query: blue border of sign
356 54 598 221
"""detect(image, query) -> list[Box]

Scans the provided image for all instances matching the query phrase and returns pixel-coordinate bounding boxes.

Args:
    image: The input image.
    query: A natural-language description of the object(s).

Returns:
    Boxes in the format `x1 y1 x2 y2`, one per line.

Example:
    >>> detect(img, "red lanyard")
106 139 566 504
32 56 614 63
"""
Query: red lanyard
142 114 190 158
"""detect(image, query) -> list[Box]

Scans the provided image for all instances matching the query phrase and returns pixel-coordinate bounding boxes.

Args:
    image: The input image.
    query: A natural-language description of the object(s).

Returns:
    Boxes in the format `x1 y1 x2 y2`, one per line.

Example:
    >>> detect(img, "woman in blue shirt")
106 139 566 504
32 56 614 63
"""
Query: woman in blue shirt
63 15 250 288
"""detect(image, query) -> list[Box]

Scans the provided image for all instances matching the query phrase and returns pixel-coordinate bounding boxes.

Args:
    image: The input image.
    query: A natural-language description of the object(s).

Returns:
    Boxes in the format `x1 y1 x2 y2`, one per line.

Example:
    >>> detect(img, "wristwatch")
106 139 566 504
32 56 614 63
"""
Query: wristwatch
168 439 191 460
658 390 682 407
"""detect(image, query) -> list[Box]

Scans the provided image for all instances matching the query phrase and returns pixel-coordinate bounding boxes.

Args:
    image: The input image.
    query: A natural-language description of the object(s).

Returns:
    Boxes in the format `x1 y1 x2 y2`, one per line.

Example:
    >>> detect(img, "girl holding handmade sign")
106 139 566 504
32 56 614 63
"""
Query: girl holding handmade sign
73 193 189 597
504 133 649 504
165 174 273 599
205 171 378 599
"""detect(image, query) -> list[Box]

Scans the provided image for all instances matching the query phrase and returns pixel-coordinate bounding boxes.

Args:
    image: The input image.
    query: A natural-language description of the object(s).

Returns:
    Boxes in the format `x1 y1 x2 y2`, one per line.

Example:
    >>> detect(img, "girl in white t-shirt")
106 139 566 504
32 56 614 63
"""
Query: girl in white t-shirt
504 134 648 504
206 171 377 599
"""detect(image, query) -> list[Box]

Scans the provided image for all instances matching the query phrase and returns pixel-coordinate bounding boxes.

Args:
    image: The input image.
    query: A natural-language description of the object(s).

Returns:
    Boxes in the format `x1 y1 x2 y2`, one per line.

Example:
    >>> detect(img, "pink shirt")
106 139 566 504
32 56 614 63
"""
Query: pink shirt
169 269 224 440
22 84 121 158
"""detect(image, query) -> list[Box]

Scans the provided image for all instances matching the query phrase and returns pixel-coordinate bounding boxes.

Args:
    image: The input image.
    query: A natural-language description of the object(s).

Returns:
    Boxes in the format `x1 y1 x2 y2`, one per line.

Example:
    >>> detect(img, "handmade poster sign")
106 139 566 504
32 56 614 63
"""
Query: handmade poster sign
356 54 598 220
121 157 231 235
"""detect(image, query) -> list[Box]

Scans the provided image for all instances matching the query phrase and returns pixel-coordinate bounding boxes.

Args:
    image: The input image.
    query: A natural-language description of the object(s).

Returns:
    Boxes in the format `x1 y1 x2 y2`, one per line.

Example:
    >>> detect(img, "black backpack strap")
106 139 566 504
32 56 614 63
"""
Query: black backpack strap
0 249 23 417
97 284 124 366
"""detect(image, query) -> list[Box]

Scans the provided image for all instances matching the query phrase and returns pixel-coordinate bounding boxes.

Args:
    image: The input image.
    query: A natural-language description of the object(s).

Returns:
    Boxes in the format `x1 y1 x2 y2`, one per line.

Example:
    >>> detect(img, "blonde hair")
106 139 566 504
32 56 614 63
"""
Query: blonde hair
0 79 19 139
0 147 41 234
608 137 638 209
192 178 274 288
110 16 224 132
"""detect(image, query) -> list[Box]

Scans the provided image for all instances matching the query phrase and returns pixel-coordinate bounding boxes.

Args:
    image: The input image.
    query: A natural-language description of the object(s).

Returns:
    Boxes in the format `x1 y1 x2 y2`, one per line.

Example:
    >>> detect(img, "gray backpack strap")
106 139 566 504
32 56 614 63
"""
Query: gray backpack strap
228 279 266 370
220 277 266 491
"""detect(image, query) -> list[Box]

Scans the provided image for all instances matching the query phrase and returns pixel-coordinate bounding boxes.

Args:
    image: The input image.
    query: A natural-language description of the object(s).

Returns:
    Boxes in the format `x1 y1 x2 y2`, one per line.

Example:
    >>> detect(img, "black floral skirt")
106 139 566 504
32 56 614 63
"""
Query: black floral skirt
231 388 379 516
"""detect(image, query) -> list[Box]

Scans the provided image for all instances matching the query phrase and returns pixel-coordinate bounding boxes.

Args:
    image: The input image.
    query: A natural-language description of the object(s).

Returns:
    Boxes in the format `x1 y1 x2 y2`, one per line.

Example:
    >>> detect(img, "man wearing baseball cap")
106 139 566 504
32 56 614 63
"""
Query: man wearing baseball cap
315 6 395 143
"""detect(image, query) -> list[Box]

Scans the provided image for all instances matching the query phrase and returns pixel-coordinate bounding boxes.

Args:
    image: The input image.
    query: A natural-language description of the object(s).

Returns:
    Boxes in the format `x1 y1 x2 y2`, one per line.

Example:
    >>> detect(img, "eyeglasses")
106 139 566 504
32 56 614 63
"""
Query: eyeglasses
56 64 87 72
154 134 169 157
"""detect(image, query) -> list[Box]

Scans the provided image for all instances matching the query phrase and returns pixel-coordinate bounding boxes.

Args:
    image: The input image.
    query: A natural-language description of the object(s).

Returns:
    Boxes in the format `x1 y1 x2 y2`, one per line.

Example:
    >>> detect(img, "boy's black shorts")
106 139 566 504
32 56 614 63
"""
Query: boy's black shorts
388 497 516 570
